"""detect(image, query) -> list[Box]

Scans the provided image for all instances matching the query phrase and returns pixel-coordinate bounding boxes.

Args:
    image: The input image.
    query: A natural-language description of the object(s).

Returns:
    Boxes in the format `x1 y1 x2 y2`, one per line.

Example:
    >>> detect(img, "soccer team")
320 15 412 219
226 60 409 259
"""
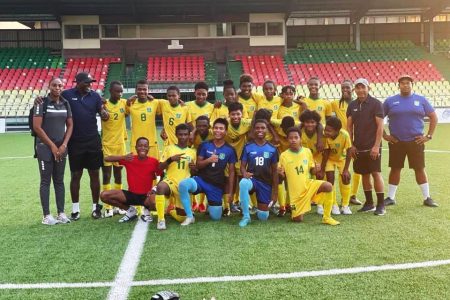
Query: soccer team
33 72 439 228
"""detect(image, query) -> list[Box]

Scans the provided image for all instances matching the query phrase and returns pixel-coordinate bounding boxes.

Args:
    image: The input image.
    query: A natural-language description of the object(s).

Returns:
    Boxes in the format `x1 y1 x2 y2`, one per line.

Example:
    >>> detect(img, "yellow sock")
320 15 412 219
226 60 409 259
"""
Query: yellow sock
114 183 122 190
191 195 196 205
136 206 143 216
332 185 338 206
234 191 239 204
322 191 333 219
223 195 230 209
277 183 286 208
102 184 112 210
155 194 165 221
199 193 206 205
250 193 257 208
351 173 361 196
169 209 186 223
339 176 351 207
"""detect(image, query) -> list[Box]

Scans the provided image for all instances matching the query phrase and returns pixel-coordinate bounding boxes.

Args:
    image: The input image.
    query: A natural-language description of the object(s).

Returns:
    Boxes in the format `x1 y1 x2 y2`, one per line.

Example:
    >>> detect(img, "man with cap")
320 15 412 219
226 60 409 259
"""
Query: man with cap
383 75 438 207
346 78 386 216
36 72 109 220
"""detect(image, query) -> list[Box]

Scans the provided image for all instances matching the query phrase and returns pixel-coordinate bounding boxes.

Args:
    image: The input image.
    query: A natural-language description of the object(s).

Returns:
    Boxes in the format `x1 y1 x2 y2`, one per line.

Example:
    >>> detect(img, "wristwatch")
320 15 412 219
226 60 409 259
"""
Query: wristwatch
426 134 432 140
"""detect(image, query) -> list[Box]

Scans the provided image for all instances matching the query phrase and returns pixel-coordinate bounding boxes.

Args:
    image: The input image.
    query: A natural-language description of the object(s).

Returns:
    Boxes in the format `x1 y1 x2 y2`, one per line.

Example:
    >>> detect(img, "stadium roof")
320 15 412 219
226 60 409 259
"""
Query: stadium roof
0 0 449 22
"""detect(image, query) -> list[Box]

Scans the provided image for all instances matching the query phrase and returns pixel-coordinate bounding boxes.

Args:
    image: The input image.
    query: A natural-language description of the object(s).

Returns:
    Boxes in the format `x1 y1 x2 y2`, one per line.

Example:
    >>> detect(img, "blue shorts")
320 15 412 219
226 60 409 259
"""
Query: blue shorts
250 178 272 205
192 176 223 205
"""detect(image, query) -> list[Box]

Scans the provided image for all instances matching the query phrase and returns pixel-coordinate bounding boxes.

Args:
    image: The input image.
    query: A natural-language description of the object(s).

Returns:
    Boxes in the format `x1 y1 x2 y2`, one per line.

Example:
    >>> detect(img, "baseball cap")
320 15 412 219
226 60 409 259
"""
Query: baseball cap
354 78 369 87
398 74 414 82
74 72 96 83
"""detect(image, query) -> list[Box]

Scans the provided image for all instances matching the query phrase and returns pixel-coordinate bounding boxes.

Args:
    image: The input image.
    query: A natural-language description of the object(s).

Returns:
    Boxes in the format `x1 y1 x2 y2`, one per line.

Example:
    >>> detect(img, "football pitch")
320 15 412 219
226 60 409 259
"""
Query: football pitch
0 125 449 300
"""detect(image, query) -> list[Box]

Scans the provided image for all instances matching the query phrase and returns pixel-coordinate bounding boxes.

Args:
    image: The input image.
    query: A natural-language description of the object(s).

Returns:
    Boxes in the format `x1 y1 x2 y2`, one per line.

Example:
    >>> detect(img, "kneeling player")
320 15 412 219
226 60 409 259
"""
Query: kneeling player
100 137 160 223
155 124 197 230
278 127 340 226
239 119 278 227
178 118 237 225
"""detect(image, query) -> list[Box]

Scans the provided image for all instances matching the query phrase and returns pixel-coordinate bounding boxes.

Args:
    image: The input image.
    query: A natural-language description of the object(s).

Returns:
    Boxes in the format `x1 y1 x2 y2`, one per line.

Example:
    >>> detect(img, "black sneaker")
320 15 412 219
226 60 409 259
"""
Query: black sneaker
384 197 396 206
349 196 362 205
423 197 439 207
357 203 375 213
222 208 230 217
91 204 103 219
374 205 386 216
277 209 286 217
70 211 80 221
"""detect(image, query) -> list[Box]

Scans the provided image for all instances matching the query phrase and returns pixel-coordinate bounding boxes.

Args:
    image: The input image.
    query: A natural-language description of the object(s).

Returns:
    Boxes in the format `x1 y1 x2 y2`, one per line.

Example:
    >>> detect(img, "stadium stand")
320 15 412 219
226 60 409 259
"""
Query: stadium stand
147 55 205 82
236 54 290 86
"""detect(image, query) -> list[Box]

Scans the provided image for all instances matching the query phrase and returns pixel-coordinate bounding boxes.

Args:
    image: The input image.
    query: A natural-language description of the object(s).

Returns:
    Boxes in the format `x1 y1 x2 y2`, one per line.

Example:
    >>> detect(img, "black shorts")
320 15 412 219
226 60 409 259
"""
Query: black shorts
69 151 103 172
353 149 381 175
388 141 425 169
123 190 147 206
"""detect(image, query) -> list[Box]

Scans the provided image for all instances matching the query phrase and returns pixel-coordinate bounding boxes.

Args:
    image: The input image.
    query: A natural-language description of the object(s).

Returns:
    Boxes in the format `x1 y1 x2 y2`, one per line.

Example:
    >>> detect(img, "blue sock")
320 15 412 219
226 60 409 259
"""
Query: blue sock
208 205 222 221
239 178 253 219
256 209 269 221
178 178 198 218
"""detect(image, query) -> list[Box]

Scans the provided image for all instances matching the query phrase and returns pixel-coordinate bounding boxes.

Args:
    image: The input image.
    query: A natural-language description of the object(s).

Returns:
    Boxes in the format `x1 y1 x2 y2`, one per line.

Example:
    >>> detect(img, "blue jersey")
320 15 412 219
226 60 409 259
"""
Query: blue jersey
383 93 434 142
241 142 278 185
198 141 237 190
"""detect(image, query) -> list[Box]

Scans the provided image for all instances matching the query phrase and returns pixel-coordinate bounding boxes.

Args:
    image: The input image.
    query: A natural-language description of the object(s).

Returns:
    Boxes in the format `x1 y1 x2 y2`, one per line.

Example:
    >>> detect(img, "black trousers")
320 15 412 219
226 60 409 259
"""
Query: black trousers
37 157 66 216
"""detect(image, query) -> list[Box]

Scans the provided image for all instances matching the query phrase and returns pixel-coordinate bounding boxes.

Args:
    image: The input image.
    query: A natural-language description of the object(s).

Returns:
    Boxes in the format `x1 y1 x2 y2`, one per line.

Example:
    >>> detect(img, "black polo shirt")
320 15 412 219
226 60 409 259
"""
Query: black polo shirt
346 95 384 151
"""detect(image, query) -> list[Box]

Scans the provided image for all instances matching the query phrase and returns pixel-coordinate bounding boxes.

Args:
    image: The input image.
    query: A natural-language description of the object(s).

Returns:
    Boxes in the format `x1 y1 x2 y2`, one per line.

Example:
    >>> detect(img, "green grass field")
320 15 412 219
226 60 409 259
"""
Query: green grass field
1 125 449 299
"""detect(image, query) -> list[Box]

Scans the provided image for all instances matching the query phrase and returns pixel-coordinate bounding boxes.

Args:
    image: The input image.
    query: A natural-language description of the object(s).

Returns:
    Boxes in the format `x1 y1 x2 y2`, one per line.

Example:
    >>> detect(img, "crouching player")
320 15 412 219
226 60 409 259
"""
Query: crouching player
278 127 340 226
100 137 160 223
239 119 278 227
178 118 237 225
321 117 353 214
155 124 197 230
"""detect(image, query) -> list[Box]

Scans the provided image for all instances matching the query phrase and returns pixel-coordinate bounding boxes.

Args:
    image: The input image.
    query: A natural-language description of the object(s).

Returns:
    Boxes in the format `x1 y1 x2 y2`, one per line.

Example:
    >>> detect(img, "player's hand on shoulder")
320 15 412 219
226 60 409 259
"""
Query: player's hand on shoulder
160 129 168 141
316 139 324 153
34 96 44 106
178 99 185 106
277 166 285 177
127 95 138 106
124 153 134 161
214 101 222 109
147 94 154 101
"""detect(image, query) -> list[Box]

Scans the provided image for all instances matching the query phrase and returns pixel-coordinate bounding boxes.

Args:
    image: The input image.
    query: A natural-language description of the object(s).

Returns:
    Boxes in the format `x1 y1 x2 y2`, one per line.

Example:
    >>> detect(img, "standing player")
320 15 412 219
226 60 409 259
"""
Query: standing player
238 120 278 227
257 80 282 116
279 127 340 226
155 124 197 230
127 80 160 159
238 74 262 118
300 77 332 126
178 118 237 225
101 81 128 217
347 78 385 216
211 80 248 122
321 117 353 215
331 80 362 205
277 85 300 120
187 82 213 124
100 137 160 223
159 86 191 145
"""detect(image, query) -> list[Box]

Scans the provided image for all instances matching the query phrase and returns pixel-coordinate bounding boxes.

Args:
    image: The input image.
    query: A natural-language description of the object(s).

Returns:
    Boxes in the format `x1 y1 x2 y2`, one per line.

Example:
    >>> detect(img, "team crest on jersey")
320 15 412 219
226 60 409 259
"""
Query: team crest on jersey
176 113 181 119
318 107 323 111
263 152 269 158
414 100 420 106
147 108 152 112
273 105 279 110
120 108 124 113
219 153 226 160
303 159 308 164
335 143 340 148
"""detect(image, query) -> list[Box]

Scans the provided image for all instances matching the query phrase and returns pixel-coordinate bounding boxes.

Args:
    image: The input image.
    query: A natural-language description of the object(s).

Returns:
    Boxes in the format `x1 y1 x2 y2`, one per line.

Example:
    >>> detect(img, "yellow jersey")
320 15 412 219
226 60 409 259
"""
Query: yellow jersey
102 99 127 146
127 99 160 148
210 102 248 122
279 147 315 200
277 103 300 120
301 128 325 162
270 119 300 153
192 129 213 149
159 101 191 146
225 118 252 158
331 99 350 131
325 129 351 162
187 100 214 123
160 145 197 185
302 97 332 125
257 95 282 117
239 93 263 118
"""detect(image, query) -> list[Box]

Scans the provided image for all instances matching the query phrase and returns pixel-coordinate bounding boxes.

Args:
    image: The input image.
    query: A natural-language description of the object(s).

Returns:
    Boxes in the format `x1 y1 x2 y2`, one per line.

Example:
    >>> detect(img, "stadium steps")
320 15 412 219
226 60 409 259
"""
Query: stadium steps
205 62 218 86
424 52 450 81
103 62 124 98
226 60 243 88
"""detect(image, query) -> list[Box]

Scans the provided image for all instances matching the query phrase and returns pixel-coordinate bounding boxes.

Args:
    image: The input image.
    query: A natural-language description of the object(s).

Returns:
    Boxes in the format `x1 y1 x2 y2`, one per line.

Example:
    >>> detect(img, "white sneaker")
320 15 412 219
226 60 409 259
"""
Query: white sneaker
317 205 324 215
140 214 153 223
341 206 353 215
181 217 195 226
332 205 341 215
104 209 114 218
157 220 166 230
56 213 71 224
42 215 58 225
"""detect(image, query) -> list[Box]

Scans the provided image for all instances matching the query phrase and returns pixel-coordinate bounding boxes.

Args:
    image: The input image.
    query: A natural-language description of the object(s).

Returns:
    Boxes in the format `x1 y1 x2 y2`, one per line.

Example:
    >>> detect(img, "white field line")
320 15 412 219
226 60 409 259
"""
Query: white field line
1 259 449 290
107 219 150 300
0 155 33 160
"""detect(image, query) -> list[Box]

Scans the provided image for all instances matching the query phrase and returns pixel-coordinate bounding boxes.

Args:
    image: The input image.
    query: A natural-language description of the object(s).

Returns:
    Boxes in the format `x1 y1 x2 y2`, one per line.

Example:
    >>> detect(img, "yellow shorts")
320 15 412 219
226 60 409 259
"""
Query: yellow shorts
103 143 126 166
290 180 325 218
162 179 181 207
325 160 345 173
224 161 242 177
132 145 160 159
